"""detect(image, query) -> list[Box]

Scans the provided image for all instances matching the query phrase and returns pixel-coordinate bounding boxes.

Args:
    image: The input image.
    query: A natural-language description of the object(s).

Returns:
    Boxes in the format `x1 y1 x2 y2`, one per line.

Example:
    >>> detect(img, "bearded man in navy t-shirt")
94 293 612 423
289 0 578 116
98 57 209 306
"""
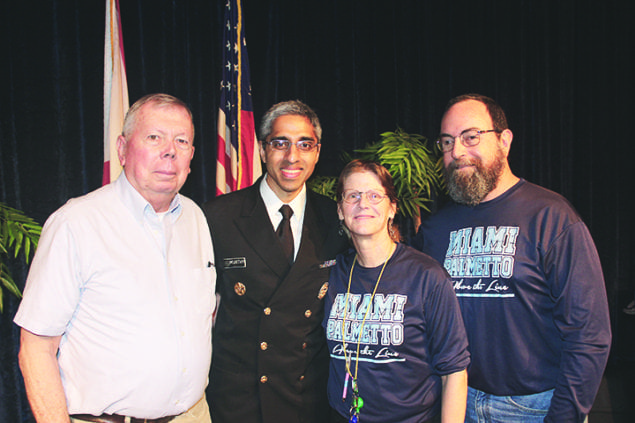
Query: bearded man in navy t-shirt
414 93 611 423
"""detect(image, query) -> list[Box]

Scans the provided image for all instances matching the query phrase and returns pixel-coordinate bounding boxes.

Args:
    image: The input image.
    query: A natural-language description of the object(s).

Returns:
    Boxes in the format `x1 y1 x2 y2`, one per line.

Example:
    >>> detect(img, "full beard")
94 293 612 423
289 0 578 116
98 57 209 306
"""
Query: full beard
445 148 505 206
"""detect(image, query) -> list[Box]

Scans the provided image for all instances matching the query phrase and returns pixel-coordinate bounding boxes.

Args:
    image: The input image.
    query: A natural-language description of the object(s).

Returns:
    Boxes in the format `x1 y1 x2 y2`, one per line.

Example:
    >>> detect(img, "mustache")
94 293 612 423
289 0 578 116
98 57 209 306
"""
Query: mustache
447 158 477 172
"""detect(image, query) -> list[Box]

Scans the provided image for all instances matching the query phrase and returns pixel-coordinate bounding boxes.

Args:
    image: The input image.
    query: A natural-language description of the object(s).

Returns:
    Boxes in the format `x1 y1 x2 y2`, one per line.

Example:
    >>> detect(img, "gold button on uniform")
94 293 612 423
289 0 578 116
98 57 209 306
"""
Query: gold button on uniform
302 342 307 350
318 282 329 299
234 282 246 296
299 375 305 381
304 309 312 318
260 375 268 383
263 307 271 315
260 342 268 351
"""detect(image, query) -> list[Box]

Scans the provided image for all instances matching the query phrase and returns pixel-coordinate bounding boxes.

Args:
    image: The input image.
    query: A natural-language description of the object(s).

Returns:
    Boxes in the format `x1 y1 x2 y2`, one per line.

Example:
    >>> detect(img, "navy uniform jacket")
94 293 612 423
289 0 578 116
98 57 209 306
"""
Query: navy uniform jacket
203 181 348 423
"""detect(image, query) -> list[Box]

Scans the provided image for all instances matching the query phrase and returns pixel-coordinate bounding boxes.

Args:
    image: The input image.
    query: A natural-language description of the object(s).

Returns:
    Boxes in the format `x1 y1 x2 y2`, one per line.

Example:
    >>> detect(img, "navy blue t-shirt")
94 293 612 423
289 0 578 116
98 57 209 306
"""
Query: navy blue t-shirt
414 179 611 422
323 243 470 423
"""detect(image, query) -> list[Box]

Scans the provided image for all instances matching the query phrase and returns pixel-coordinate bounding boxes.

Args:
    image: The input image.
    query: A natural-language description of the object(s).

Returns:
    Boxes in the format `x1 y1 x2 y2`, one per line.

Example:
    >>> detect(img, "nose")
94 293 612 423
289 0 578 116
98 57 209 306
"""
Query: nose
284 143 299 162
357 193 371 208
162 139 177 159
450 138 468 160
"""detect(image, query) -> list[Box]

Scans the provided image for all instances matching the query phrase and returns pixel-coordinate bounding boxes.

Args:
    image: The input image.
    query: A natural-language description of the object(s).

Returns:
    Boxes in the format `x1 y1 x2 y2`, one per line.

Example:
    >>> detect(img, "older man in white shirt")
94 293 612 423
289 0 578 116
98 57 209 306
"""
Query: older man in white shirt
14 93 215 423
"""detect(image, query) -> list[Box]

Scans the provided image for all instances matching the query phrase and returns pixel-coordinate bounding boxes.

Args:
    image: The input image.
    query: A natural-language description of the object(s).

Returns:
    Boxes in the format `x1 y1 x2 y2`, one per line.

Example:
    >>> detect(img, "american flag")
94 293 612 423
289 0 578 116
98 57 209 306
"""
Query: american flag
216 0 261 195
103 0 129 185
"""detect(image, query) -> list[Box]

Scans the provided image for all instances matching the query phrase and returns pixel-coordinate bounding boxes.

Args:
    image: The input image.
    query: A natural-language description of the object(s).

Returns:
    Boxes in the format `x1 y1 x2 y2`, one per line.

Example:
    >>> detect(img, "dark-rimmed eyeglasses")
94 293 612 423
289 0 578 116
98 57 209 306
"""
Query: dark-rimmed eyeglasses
436 129 501 153
265 139 320 152
341 190 388 205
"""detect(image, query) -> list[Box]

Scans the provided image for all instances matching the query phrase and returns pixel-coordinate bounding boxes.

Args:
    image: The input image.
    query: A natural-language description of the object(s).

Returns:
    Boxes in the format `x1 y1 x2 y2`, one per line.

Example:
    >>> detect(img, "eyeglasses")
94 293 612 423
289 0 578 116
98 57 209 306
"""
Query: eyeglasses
436 129 501 153
341 190 389 205
265 139 320 152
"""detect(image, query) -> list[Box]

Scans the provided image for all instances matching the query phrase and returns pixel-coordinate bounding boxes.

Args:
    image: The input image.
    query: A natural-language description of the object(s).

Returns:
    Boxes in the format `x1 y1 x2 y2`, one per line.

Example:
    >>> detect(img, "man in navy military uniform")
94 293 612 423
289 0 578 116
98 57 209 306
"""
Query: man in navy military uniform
204 100 348 423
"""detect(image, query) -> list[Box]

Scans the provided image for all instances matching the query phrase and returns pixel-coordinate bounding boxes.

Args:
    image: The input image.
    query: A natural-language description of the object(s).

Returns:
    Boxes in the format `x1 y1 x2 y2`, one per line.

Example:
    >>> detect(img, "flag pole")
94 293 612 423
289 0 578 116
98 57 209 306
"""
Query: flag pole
103 0 129 185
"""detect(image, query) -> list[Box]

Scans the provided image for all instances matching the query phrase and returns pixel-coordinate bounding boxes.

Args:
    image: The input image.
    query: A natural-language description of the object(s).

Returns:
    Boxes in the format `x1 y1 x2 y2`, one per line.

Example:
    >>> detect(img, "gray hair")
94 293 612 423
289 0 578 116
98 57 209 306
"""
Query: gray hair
258 100 322 143
122 93 194 139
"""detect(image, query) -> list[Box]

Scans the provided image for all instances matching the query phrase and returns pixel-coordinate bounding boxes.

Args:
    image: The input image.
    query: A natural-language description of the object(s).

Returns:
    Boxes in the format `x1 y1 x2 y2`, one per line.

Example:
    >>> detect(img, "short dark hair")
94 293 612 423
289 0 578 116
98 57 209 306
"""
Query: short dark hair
258 100 322 143
445 93 508 132
122 93 194 139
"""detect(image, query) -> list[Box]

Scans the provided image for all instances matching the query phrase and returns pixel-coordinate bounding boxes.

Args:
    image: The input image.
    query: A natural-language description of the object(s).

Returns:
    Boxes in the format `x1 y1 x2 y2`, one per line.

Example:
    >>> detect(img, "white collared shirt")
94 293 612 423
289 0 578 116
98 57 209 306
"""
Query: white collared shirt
15 173 216 418
259 174 306 260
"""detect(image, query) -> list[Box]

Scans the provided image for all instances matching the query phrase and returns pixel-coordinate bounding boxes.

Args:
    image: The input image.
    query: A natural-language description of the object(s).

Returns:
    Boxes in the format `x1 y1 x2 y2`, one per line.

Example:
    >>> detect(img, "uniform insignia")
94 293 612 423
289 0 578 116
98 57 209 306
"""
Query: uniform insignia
317 282 329 299
234 282 246 296
319 259 337 268
224 257 246 269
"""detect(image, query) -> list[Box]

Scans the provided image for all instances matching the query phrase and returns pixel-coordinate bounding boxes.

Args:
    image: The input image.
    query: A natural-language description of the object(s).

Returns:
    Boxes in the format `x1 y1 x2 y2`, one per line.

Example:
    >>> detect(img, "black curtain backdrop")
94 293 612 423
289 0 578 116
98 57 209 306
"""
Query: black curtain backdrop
1 1 633 421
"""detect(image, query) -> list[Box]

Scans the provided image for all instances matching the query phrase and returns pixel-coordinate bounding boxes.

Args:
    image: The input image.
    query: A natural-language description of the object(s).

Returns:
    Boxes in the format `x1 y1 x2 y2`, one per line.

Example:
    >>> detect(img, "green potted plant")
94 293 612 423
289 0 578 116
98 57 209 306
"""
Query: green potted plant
0 202 41 313
308 128 444 236
354 128 444 229
307 175 337 200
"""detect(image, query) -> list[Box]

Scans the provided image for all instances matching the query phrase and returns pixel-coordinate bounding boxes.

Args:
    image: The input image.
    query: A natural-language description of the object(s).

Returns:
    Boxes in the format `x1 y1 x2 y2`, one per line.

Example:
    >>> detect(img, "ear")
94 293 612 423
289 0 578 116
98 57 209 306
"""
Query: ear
116 135 127 166
259 141 267 164
337 203 344 220
187 146 195 174
500 129 513 153
389 202 397 220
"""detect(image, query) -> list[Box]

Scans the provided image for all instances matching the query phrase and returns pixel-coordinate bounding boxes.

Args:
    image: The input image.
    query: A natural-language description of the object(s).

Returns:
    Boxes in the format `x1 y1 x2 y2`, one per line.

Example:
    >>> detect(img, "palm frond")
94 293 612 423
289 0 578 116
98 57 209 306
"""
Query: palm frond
354 128 444 219
307 176 338 201
0 202 42 312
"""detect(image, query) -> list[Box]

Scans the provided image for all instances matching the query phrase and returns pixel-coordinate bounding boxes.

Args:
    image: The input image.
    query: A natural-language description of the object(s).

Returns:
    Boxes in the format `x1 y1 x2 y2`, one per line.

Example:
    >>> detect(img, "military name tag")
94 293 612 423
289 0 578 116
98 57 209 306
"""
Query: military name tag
224 257 246 269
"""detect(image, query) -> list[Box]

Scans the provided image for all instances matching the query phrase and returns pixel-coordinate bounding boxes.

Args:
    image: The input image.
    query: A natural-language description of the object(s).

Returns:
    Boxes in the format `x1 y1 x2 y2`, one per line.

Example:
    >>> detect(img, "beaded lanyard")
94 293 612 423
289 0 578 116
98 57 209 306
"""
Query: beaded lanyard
340 252 390 422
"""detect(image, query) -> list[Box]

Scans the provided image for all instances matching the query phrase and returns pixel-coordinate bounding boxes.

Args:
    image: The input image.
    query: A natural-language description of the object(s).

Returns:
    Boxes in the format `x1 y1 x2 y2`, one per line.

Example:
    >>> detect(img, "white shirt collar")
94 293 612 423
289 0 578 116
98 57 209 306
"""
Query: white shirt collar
115 172 182 224
259 174 307 222
259 174 307 257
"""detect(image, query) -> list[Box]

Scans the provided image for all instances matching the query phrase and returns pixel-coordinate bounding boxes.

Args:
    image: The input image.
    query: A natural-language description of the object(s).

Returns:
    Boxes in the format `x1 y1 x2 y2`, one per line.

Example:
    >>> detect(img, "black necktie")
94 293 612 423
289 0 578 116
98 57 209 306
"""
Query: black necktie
276 205 294 263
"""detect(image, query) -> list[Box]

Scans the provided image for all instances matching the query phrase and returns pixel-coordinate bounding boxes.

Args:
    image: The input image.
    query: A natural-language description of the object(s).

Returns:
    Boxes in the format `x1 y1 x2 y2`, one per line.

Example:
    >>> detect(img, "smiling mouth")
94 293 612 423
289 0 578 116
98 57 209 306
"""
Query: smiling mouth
281 168 302 179
456 164 474 171
451 160 476 171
